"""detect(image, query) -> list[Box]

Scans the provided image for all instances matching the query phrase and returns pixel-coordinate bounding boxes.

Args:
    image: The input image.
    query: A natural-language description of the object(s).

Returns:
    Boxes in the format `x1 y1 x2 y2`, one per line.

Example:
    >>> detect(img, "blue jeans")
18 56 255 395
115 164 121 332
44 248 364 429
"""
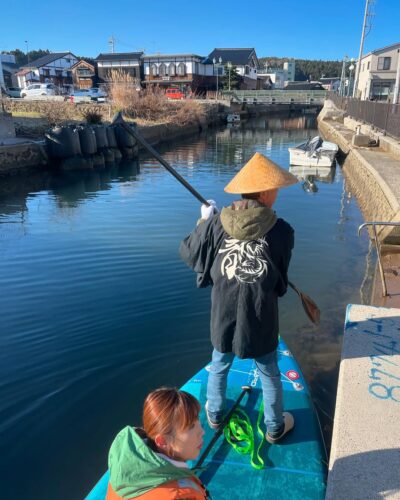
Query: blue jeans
206 349 284 433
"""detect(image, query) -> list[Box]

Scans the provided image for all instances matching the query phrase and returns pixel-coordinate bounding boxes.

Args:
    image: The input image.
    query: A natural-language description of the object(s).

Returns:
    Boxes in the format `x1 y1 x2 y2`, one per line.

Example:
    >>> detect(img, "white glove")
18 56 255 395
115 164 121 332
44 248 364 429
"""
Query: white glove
201 199 219 220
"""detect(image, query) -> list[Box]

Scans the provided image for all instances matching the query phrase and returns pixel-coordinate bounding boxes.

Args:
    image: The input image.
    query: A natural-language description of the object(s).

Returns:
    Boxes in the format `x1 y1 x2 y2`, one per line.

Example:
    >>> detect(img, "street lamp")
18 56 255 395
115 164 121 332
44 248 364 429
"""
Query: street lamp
25 40 29 63
348 60 355 97
212 56 222 99
339 55 349 96
226 61 232 91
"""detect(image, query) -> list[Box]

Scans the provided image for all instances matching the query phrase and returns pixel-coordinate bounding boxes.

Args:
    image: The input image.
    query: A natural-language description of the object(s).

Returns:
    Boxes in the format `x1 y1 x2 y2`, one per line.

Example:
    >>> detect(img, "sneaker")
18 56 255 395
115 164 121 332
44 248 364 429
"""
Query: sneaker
205 401 223 430
265 412 294 444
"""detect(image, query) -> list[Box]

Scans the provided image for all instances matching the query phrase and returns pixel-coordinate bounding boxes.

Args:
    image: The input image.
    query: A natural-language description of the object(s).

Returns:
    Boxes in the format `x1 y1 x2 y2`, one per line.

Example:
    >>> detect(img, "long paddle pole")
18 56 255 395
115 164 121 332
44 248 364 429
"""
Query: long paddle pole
195 385 252 469
112 111 210 206
112 112 320 325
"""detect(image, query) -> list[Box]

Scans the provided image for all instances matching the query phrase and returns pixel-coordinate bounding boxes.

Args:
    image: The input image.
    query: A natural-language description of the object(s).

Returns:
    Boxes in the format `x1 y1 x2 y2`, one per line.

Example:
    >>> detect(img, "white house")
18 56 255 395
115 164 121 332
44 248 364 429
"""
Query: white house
208 48 260 90
355 42 400 101
16 52 78 90
258 60 296 89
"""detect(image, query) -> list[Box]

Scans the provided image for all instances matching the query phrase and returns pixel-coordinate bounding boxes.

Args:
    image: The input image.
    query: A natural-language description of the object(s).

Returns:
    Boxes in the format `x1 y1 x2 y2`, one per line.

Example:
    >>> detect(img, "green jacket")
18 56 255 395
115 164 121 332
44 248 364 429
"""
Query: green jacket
108 426 197 498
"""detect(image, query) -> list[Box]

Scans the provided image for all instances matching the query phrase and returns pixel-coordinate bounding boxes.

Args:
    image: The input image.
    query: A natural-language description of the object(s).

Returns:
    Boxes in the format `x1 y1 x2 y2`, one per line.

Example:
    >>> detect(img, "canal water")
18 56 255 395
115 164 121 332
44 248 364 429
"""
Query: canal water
0 116 373 499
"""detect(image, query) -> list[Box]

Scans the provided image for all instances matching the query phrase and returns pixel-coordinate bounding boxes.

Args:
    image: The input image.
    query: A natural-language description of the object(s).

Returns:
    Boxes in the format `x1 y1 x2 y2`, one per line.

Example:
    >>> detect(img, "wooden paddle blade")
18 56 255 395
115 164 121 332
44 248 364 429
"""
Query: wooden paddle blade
288 281 321 325
299 290 321 325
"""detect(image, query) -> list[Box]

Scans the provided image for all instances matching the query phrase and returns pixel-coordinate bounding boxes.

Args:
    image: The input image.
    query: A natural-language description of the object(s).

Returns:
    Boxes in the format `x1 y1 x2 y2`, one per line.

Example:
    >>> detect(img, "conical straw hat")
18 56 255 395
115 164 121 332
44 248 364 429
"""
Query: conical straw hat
224 152 298 194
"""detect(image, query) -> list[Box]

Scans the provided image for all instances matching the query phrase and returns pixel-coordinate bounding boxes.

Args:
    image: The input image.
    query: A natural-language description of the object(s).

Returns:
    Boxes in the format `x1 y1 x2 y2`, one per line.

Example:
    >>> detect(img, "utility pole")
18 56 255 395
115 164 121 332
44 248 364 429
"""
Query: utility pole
353 0 373 98
393 49 400 105
108 36 115 54
339 56 348 97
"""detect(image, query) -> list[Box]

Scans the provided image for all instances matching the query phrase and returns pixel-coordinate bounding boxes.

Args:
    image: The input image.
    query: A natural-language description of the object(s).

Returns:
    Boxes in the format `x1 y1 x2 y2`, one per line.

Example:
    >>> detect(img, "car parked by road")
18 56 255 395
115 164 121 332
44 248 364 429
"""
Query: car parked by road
6 87 22 98
165 87 185 100
21 83 59 98
69 87 107 103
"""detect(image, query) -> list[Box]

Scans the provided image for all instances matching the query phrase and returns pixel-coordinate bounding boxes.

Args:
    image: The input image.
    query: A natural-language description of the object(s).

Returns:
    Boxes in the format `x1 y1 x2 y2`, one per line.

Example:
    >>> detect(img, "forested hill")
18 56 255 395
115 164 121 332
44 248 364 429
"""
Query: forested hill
258 57 342 81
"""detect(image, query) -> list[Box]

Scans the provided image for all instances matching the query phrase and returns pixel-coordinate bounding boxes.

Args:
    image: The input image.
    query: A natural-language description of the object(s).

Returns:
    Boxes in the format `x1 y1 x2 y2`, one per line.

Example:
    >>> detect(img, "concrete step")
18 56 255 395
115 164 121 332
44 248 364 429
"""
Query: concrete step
326 304 400 499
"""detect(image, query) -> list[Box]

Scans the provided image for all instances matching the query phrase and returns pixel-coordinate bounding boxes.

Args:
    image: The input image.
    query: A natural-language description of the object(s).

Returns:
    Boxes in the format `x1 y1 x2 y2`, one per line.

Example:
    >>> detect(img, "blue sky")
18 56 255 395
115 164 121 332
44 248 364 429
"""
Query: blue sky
1 0 399 61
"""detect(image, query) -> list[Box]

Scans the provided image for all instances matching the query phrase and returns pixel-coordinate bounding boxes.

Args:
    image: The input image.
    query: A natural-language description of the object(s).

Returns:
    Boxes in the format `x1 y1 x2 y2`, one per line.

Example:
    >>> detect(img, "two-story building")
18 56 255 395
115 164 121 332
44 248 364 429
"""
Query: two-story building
71 59 96 89
142 54 214 93
95 52 142 89
16 52 78 90
208 48 260 90
355 42 400 100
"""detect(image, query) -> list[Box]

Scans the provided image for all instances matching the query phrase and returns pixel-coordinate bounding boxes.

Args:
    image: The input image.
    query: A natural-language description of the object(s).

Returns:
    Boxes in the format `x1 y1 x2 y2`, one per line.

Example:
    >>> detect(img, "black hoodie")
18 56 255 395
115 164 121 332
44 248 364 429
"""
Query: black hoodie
179 201 294 359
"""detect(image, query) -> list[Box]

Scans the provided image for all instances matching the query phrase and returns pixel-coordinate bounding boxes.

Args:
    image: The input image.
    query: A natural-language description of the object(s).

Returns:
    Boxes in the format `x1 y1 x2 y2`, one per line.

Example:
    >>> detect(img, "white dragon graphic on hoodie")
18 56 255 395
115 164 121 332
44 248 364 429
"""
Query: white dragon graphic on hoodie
218 237 269 284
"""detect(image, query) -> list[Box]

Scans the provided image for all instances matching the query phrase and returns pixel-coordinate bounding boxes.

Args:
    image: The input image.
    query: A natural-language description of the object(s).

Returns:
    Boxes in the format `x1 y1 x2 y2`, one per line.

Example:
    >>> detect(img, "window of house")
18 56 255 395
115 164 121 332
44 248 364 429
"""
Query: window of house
150 64 158 76
367 61 370 70
169 63 176 76
42 69 50 76
177 63 186 76
377 57 391 70
159 63 167 77
245 66 250 75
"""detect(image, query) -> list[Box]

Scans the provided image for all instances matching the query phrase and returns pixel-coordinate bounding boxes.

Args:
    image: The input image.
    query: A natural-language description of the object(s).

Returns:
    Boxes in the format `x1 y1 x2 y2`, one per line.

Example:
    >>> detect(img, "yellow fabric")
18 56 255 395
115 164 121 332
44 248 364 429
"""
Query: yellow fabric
224 152 298 194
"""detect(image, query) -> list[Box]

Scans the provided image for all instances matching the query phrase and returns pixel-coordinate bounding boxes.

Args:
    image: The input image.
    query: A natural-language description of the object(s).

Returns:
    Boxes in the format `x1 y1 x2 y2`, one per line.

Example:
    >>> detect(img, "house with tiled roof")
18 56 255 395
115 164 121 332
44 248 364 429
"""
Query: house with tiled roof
208 48 260 89
71 59 96 89
16 52 78 90
142 53 214 93
95 52 143 88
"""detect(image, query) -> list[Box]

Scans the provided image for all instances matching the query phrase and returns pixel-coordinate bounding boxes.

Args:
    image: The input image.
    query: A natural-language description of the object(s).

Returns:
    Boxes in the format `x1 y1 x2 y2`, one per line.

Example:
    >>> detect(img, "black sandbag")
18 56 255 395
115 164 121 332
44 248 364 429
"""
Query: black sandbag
106 127 118 148
94 126 108 150
113 148 122 162
92 153 105 168
114 124 136 148
78 126 97 156
46 126 82 159
103 149 115 163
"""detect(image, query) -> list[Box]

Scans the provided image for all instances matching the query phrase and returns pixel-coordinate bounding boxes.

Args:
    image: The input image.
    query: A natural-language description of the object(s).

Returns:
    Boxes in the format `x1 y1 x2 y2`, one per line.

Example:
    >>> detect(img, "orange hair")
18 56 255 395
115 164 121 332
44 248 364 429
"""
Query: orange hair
143 387 200 441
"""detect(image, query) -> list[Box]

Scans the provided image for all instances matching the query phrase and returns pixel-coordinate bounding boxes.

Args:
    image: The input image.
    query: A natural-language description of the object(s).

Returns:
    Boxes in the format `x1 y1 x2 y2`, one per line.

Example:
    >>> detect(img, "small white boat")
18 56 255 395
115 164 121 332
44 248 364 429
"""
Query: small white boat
227 113 241 123
289 136 338 167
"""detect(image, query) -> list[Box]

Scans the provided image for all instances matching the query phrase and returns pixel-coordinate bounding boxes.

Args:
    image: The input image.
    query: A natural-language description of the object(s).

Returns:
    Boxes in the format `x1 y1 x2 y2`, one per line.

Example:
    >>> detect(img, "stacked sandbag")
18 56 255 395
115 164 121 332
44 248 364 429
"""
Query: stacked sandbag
114 123 139 159
45 126 90 170
106 126 122 162
93 125 113 165
78 126 97 170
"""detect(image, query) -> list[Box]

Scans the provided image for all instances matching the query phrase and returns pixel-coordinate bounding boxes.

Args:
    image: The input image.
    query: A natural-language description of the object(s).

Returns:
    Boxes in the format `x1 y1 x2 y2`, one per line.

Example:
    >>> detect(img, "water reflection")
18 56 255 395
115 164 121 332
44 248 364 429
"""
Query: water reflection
0 160 141 216
289 164 337 194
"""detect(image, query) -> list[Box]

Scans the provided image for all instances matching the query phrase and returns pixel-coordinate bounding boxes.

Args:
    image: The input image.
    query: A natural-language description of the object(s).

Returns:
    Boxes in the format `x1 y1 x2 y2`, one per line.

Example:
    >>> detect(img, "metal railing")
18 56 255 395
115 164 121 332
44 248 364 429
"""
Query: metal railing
221 90 327 105
328 92 400 140
358 222 400 296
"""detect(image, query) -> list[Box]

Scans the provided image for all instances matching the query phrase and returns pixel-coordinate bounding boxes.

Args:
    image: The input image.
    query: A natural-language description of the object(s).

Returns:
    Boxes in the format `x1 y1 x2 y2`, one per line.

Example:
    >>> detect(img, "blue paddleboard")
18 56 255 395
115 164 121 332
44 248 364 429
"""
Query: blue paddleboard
86 339 327 499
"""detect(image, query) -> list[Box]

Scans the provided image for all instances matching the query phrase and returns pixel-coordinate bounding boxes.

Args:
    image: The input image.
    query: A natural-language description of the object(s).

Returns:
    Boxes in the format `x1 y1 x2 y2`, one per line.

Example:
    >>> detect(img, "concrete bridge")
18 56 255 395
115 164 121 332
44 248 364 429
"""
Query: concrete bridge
221 89 327 106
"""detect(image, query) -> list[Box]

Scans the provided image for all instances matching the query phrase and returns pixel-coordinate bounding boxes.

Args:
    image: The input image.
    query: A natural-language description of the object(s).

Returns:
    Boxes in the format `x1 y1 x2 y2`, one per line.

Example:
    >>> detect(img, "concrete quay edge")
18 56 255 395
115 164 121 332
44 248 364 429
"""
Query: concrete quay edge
326 304 400 500
318 116 400 243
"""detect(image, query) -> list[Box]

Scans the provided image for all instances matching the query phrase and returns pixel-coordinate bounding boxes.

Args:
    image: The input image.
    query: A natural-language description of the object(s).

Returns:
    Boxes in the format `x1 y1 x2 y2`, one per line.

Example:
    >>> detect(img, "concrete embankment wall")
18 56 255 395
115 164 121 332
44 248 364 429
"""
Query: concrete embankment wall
318 101 400 244
0 142 47 174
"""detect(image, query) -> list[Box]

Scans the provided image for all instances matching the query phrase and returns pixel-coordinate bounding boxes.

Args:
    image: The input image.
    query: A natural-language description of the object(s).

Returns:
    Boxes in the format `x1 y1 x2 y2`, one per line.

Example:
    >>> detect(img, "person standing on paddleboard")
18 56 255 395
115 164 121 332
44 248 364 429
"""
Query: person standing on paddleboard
106 387 208 499
180 152 298 444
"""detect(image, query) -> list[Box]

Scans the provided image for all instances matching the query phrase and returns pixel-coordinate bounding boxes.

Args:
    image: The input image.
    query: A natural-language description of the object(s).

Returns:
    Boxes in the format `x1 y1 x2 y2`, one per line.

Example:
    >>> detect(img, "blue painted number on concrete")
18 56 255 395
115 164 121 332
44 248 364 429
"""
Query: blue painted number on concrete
369 383 400 403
